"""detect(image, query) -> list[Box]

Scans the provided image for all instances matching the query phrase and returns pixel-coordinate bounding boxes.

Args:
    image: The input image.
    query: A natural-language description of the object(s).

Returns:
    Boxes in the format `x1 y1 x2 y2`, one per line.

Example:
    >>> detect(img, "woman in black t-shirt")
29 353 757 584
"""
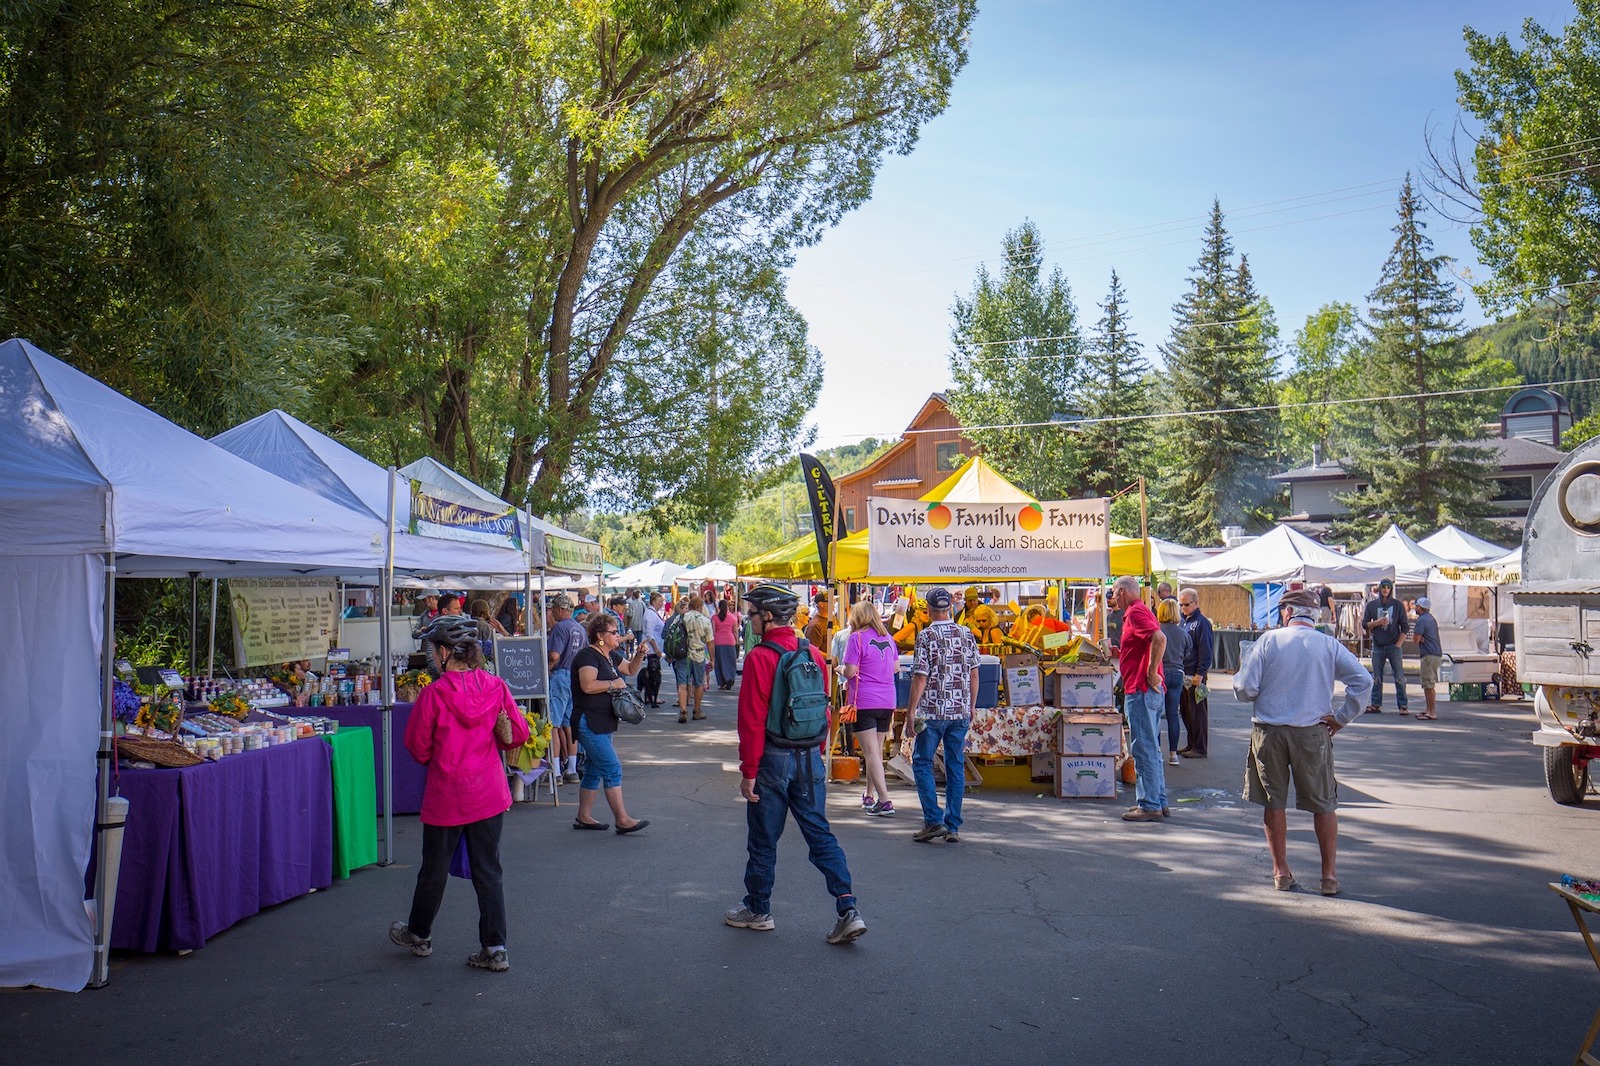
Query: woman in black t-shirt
571 613 649 834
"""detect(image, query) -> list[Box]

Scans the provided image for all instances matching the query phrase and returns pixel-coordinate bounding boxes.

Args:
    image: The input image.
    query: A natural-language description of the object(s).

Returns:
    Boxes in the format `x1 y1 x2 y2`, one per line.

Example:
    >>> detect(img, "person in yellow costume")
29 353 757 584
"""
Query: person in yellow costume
893 597 929 653
965 603 1005 651
956 587 980 625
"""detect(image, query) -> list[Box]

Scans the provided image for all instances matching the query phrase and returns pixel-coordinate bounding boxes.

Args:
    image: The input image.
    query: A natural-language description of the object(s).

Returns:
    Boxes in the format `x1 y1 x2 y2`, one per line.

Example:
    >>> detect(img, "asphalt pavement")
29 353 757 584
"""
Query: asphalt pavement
4 681 1598 1065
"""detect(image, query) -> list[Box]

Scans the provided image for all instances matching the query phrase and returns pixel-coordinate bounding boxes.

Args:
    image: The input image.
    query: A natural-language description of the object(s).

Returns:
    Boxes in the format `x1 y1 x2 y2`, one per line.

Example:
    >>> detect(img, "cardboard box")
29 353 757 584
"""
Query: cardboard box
1002 653 1043 706
1050 665 1116 708
1056 713 1123 756
1054 755 1119 799
1029 752 1055 782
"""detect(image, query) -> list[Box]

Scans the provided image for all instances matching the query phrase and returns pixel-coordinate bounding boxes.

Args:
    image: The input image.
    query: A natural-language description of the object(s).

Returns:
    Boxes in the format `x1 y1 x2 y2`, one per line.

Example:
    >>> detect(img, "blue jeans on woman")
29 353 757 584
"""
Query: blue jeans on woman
743 746 856 917
1371 643 1408 711
1163 665 1185 753
576 719 623 789
1124 687 1167 812
912 717 970 832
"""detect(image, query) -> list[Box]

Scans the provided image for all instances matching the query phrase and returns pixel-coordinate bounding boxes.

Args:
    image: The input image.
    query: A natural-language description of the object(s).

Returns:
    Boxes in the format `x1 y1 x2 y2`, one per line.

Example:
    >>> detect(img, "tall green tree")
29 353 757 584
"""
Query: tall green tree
1450 3 1600 316
945 221 1085 499
1278 302 1364 467
1334 179 1519 543
1152 200 1280 545
1075 270 1151 497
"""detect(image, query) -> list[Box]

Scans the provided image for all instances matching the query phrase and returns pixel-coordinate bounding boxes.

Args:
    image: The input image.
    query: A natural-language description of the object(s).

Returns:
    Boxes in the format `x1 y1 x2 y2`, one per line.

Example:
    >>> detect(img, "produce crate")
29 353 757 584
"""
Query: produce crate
1056 712 1123 757
1054 755 1120 799
1449 683 1484 702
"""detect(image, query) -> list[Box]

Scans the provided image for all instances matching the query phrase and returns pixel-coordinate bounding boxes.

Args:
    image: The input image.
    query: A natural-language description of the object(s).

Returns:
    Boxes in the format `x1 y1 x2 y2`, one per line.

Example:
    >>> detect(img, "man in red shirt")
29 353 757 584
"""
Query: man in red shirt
725 583 866 945
1112 575 1168 823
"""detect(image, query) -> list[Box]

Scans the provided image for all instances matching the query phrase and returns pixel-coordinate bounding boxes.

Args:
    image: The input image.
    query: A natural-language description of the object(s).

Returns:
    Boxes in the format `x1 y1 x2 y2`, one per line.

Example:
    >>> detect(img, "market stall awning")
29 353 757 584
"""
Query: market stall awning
213 410 535 576
737 536 824 581
921 456 1037 504
679 559 739 582
607 558 690 588
1353 524 1456 585
1418 525 1512 565
1177 525 1395 586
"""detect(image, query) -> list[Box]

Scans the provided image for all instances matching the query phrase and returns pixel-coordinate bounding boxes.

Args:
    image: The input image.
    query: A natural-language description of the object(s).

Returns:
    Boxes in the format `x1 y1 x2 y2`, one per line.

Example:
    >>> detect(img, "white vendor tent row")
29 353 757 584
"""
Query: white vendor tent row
1147 536 1213 573
679 559 740 582
1177 525 1395 586
0 339 396 993
1418 525 1513 565
1354 524 1458 585
608 558 690 589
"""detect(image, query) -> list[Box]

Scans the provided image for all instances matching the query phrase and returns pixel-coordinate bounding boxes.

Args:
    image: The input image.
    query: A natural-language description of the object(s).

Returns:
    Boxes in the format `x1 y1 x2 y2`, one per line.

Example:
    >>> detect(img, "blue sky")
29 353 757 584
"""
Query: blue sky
786 1 1571 448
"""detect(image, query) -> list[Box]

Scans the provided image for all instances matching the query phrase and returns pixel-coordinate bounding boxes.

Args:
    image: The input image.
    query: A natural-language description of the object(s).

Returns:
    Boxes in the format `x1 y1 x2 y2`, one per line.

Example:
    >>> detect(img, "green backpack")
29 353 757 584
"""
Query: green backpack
760 637 830 747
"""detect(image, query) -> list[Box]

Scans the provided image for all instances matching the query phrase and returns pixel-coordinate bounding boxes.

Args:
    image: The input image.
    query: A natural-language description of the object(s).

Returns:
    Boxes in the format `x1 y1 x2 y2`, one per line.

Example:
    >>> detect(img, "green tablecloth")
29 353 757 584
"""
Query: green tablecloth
323 727 378 879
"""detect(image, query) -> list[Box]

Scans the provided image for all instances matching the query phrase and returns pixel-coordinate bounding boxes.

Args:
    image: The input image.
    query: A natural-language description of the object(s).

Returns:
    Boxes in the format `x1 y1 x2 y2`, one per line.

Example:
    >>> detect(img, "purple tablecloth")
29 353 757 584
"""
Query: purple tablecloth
109 739 333 952
326 703 426 815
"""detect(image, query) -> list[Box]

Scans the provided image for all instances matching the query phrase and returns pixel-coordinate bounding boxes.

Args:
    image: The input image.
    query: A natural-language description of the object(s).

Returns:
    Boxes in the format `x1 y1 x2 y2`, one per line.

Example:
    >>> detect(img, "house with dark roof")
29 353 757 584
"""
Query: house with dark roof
1274 389 1570 537
834 393 976 534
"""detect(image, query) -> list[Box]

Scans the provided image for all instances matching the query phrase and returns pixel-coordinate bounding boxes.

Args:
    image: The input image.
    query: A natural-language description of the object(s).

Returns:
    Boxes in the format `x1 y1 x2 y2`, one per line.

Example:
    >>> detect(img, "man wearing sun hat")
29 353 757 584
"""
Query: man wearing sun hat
1361 577 1409 714
1235 587 1373 896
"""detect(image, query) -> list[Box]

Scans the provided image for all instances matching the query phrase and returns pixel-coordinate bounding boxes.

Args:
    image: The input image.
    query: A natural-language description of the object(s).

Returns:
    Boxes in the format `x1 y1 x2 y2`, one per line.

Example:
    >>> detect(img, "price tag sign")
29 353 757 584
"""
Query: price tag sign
157 669 185 690
326 648 351 662
115 659 135 679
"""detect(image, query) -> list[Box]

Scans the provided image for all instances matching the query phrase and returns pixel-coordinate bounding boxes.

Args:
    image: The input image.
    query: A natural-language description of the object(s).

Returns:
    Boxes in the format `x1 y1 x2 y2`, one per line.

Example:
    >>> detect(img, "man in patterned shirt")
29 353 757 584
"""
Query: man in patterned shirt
906 587 980 844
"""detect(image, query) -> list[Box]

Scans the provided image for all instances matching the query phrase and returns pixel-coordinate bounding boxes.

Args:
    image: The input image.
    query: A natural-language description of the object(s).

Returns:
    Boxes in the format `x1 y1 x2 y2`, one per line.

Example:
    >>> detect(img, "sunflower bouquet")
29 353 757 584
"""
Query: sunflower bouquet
510 710 551 771
395 669 432 702
209 690 252 721
136 694 184 734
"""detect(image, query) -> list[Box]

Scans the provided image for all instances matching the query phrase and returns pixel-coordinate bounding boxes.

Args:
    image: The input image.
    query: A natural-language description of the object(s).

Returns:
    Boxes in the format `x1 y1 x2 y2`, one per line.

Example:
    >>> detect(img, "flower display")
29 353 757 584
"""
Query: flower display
522 711 551 760
209 690 251 721
112 679 142 725
395 670 432 691
136 695 183 734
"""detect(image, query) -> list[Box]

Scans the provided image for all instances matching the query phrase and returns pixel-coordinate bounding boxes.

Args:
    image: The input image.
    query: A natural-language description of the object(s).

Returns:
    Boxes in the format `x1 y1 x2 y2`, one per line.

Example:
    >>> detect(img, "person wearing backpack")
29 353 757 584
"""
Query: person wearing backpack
724 583 866 945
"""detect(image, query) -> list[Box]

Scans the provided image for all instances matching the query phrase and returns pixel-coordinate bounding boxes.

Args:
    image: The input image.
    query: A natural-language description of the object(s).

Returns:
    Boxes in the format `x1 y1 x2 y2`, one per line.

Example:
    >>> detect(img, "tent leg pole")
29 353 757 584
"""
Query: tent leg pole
90 556 117 989
207 579 218 679
379 468 398 865
188 572 199 677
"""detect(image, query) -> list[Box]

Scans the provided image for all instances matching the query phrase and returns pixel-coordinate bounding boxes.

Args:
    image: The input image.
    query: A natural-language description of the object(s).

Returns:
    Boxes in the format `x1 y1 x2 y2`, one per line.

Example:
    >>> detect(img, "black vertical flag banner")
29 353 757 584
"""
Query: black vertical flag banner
799 453 838 583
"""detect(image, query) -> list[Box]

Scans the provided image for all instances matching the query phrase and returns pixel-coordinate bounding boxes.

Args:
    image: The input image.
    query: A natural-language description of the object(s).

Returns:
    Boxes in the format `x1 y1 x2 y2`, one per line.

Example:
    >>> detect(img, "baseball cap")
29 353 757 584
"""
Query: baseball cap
1378 578 1394 588
549 593 574 611
416 587 441 597
1280 588 1320 609
925 587 953 610
1416 596 1432 610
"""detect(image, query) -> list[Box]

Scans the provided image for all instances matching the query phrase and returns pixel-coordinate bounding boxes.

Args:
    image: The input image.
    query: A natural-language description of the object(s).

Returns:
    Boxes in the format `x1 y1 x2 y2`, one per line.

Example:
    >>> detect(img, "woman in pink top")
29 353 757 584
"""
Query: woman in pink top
711 597 742 691
389 616 528 973
841 600 901 816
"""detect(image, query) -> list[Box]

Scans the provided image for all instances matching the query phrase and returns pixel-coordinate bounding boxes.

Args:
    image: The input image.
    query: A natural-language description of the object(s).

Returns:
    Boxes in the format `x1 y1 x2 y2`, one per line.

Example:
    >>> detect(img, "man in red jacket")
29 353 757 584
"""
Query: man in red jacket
725 583 866 945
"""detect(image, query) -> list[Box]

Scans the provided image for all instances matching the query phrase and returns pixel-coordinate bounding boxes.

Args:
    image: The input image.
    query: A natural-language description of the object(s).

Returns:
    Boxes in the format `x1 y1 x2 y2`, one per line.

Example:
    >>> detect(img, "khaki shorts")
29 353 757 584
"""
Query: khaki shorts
1419 655 1442 689
1244 722 1338 814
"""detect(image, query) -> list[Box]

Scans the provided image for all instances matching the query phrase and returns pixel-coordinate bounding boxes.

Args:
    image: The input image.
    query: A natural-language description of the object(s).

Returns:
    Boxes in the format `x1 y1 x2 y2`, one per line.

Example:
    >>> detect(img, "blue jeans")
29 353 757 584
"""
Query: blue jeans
671 658 704 687
912 717 970 832
576 720 622 788
1124 687 1167 811
1163 666 1184 752
547 668 573 727
1371 644 1408 710
743 747 855 917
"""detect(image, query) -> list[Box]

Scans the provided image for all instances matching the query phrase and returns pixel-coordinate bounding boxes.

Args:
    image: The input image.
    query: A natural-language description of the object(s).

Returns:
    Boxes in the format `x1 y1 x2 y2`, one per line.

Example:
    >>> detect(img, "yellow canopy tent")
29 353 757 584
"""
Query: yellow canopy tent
737 457 1148 581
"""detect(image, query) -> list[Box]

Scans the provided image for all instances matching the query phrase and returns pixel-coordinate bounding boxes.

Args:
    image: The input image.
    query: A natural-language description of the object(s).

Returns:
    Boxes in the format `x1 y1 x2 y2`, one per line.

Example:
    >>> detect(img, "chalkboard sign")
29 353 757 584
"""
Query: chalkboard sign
494 637 547 699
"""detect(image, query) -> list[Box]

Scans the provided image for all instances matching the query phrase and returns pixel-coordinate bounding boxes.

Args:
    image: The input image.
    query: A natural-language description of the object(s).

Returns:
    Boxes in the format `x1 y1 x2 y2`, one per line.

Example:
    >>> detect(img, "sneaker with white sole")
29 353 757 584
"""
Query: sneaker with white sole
724 905 775 931
826 908 867 944
388 921 432 957
912 823 949 843
871 799 895 817
1168 752 1180 766
861 793 876 810
466 947 509 972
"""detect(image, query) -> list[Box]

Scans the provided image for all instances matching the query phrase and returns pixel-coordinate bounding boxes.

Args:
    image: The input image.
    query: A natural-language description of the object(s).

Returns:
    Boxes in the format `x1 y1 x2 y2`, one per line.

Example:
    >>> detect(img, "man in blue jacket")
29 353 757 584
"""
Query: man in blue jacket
1176 587 1213 758
1361 578 1409 714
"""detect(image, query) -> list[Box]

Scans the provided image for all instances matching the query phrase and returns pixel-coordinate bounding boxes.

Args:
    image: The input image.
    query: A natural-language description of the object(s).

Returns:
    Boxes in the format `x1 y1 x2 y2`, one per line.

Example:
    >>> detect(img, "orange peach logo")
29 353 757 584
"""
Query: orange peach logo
927 503 952 529
1018 504 1043 531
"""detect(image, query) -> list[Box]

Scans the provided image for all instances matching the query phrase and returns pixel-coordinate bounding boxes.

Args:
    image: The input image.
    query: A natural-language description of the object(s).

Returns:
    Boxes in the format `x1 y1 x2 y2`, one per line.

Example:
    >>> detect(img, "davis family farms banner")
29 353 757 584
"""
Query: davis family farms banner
866 497 1111 579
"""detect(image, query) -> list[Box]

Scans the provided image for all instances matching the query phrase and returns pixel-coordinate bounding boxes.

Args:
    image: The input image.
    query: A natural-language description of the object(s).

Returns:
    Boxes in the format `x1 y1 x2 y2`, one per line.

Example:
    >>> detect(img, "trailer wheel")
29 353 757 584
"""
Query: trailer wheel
1545 744 1591 806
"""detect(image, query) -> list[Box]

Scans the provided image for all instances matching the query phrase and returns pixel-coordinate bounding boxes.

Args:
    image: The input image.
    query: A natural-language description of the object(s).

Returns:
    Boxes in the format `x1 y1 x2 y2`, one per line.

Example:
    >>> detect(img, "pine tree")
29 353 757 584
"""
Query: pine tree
1152 201 1281 545
1334 178 1517 543
1076 270 1151 497
946 221 1085 498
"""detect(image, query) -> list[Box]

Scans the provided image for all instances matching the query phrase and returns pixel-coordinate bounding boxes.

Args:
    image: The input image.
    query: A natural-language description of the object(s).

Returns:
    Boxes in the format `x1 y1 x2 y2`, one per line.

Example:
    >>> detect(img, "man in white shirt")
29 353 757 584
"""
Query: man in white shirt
638 591 666 707
1234 588 1373 898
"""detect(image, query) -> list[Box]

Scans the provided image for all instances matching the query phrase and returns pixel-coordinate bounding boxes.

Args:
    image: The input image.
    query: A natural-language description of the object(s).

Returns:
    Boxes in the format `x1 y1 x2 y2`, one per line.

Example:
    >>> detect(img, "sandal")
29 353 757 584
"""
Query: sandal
1319 878 1342 897
1416 712 1437 720
1397 708 1409 715
1364 705 1382 714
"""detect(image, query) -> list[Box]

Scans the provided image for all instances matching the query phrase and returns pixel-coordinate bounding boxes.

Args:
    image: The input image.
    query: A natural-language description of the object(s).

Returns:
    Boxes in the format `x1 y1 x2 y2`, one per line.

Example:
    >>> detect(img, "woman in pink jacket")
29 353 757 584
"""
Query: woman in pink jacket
389 616 528 972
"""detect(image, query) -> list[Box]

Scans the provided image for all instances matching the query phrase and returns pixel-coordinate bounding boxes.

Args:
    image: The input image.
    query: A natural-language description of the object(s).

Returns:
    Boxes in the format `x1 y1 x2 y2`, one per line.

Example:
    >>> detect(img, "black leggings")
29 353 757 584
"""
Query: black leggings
408 814 507 949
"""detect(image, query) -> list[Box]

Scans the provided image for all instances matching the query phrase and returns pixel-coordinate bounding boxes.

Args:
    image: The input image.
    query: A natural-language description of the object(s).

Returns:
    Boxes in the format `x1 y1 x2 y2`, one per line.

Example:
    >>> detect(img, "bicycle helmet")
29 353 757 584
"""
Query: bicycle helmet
744 582 799 622
416 615 481 650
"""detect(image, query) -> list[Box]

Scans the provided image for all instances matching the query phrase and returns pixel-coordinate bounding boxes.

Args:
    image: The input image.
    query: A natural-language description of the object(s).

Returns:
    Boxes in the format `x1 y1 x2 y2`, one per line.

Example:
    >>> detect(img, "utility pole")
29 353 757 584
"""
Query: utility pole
705 285 720 563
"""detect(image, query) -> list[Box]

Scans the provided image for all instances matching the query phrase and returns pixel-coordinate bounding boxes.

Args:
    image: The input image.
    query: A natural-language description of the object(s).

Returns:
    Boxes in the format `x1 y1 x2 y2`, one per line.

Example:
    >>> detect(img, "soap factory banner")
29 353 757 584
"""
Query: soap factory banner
409 479 524 552
230 579 339 667
866 497 1111 580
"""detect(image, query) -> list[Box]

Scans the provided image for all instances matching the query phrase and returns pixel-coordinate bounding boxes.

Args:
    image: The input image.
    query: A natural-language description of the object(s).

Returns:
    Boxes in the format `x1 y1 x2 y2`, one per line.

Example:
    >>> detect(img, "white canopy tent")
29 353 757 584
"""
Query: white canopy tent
1148 537 1212 573
0 339 390 992
608 559 690 589
1177 525 1396 586
1354 524 1458 585
679 559 739 582
1419 525 1512 565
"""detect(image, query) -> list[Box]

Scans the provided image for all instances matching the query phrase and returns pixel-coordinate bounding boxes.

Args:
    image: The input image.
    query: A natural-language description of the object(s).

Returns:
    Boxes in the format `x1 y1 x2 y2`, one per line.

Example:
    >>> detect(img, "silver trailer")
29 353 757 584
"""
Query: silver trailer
1515 436 1600 804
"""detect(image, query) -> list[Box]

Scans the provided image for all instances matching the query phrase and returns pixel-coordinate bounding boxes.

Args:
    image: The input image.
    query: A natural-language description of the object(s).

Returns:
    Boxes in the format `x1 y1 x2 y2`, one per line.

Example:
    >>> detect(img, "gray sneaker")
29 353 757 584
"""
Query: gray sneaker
724 905 775 931
912 823 949 843
467 947 509 972
826 907 867 945
388 921 431 957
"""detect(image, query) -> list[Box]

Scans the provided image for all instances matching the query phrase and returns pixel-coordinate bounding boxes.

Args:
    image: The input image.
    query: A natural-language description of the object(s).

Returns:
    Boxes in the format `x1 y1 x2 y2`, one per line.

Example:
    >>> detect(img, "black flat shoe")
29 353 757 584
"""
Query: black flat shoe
572 820 610 831
615 820 650 835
